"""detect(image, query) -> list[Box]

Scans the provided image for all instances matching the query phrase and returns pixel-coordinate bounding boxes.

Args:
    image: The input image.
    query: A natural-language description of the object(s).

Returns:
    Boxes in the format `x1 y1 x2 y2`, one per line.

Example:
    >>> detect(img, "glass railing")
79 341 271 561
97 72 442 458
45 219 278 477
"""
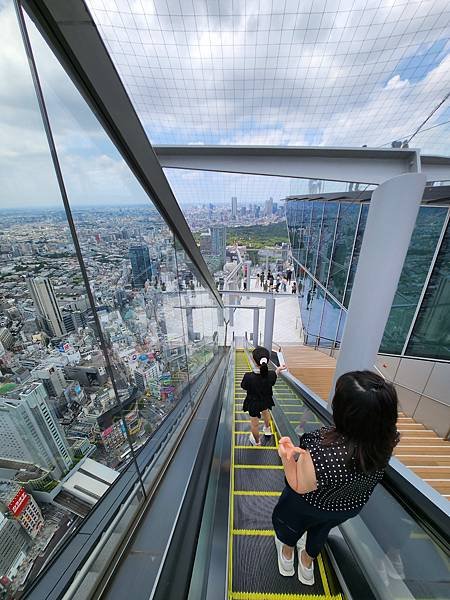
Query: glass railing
0 2 224 596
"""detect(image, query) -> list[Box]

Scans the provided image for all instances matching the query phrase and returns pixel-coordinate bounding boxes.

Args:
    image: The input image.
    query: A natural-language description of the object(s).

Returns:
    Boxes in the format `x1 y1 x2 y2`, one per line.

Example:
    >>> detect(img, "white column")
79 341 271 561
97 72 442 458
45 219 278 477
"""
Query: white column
331 172 426 402
263 296 276 352
253 308 259 347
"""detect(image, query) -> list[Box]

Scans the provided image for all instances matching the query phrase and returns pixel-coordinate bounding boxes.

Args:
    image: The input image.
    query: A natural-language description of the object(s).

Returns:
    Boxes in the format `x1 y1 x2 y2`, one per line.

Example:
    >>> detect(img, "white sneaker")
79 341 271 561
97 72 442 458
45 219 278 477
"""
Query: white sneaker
296 533 307 553
249 433 261 446
274 536 295 576
263 426 272 436
297 549 315 586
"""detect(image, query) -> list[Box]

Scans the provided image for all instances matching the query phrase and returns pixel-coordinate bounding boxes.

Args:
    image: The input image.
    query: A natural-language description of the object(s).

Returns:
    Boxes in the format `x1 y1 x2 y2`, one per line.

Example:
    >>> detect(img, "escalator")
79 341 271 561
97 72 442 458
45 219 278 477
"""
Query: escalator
229 349 342 599
189 347 450 600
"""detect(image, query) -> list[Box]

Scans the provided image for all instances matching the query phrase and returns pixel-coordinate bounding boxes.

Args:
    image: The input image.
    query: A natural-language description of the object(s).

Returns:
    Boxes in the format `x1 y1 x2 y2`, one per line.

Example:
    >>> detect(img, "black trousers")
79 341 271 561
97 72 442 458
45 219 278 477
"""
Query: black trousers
272 485 360 558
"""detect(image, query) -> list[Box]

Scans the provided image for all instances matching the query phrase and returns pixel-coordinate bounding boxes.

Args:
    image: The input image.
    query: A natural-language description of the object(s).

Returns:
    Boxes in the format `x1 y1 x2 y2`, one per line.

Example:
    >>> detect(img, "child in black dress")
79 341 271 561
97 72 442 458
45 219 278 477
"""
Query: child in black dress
241 346 287 446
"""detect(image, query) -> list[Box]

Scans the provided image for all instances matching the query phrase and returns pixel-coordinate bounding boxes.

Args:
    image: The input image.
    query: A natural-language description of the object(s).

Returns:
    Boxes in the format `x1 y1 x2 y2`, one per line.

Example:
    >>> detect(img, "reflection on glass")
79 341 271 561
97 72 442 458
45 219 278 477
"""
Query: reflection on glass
336 309 347 345
406 222 450 360
298 203 312 266
380 207 447 354
286 200 304 265
305 202 323 274
343 204 368 307
305 283 325 346
315 203 338 286
328 204 359 303
320 294 341 348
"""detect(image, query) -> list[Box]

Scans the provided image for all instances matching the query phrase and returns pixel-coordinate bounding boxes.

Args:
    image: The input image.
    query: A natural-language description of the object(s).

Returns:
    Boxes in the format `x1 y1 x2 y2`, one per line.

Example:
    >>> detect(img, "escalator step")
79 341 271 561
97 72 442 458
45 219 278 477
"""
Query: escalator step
233 495 280 530
235 468 285 492
232 535 326 597
235 433 277 447
235 448 281 466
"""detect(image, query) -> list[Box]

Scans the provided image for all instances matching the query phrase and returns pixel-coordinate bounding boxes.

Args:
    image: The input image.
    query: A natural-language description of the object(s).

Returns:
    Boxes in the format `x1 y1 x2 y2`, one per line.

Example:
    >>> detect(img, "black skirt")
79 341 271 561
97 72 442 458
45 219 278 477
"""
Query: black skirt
242 396 275 418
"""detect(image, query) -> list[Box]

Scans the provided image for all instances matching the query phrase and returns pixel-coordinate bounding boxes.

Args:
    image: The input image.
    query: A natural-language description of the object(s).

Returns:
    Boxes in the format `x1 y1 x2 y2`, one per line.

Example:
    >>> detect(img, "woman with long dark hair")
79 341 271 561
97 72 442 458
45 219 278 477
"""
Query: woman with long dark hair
272 370 399 585
241 346 287 446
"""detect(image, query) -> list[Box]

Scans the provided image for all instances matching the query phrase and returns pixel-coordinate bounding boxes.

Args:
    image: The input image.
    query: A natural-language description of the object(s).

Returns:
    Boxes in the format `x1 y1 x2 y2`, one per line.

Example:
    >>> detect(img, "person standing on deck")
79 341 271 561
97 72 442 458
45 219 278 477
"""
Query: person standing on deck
272 371 399 586
240 346 287 446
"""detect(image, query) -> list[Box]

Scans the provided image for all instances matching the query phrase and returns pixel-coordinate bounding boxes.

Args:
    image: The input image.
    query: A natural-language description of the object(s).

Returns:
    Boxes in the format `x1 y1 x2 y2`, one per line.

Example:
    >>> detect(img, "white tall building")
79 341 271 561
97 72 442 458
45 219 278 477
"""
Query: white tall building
264 197 273 217
0 482 44 539
231 196 237 218
27 277 65 337
0 382 72 478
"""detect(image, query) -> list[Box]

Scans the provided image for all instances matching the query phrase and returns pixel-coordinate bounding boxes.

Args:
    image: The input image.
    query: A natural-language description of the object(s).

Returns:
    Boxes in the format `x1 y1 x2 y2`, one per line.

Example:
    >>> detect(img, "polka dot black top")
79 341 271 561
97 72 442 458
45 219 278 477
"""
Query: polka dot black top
299 426 385 512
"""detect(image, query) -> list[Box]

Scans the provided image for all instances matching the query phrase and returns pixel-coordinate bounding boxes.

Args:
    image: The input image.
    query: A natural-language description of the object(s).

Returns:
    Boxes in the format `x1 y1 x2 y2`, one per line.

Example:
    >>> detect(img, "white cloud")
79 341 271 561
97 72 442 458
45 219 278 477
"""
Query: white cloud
88 0 450 154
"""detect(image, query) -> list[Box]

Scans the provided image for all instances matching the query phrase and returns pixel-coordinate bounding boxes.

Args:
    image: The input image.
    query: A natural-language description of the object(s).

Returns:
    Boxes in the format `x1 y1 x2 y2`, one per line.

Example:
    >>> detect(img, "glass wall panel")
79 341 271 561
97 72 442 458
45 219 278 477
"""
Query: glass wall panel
315 202 339 286
11 9 223 596
336 309 347 345
25 13 197 459
305 202 323 274
328 203 360 303
305 285 325 346
343 204 368 307
406 221 450 360
286 200 304 265
298 202 312 266
299 272 313 342
380 207 447 354
320 294 341 348
0 3 146 594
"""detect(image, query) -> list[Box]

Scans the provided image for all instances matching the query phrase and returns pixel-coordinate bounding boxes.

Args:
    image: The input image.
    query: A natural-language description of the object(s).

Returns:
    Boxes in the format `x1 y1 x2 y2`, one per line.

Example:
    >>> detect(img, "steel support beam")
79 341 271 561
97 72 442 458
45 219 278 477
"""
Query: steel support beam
155 145 450 185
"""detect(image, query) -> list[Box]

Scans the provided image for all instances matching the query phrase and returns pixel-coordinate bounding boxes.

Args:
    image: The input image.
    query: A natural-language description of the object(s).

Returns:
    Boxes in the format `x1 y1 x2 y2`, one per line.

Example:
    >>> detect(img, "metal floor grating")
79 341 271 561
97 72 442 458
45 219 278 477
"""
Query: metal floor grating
228 350 343 600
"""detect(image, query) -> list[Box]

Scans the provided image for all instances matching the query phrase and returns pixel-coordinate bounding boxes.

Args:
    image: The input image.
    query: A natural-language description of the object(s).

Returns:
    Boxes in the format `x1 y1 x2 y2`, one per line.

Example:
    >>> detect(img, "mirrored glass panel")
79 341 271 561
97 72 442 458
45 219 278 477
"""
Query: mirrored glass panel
315 203 339 287
406 221 450 360
380 207 447 355
305 202 323 274
320 294 341 349
343 204 368 308
328 203 360 303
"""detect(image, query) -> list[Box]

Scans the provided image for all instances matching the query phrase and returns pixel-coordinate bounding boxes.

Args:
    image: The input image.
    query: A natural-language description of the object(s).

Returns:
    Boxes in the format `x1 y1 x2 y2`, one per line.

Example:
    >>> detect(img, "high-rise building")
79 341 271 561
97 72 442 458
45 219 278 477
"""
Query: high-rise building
264 197 273 217
210 226 227 263
231 196 237 219
0 482 44 539
0 382 72 478
27 277 65 338
0 513 28 579
32 364 67 397
129 245 152 288
0 328 14 350
199 232 212 254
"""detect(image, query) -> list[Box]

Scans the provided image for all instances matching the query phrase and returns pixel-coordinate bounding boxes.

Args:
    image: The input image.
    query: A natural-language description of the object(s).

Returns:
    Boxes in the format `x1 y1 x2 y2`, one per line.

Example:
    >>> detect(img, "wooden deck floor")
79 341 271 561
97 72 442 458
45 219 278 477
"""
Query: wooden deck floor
281 344 450 500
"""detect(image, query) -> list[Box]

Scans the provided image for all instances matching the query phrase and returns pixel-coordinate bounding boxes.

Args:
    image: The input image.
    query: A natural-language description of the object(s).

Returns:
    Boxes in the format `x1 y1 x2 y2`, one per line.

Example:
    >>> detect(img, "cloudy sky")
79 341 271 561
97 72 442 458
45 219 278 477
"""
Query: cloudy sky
1 0 449 208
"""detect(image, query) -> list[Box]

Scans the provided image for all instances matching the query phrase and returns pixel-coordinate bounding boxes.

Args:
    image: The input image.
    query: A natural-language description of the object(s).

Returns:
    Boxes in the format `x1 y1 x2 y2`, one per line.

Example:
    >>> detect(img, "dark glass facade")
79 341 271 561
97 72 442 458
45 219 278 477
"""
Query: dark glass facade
286 198 449 358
